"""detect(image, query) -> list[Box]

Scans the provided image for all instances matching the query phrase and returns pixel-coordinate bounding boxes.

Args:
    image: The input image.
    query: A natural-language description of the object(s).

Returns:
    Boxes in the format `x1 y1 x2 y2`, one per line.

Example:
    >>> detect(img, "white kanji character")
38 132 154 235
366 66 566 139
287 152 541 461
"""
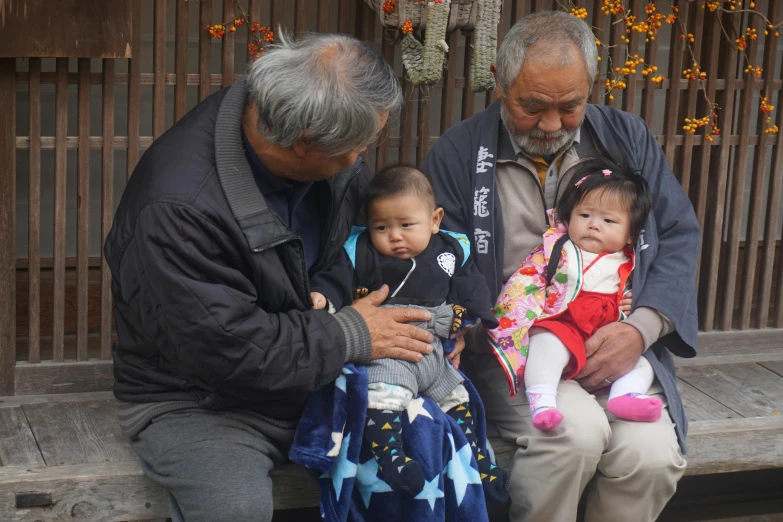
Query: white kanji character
473 187 490 217
474 228 491 254
476 146 494 174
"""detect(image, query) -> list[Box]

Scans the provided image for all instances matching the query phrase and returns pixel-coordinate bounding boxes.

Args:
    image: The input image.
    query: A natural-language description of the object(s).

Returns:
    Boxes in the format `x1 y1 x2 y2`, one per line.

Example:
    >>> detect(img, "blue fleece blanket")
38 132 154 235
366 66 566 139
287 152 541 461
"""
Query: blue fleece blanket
290 361 495 522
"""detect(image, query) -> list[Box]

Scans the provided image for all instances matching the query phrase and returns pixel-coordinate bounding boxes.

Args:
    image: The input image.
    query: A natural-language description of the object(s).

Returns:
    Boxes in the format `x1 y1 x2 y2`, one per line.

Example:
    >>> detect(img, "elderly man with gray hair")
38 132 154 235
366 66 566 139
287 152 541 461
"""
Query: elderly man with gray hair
105 33 436 521
424 11 699 522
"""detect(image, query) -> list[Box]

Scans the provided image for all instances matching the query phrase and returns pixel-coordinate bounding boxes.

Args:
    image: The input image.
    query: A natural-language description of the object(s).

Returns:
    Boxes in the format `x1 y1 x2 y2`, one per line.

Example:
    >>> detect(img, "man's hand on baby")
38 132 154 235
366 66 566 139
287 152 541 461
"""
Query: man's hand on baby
575 322 644 392
310 292 327 310
619 290 632 315
351 285 434 363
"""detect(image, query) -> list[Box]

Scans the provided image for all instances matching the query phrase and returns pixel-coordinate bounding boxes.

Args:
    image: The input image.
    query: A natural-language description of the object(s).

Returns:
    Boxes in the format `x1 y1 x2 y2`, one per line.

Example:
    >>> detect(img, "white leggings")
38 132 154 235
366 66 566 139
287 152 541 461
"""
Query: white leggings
524 331 654 399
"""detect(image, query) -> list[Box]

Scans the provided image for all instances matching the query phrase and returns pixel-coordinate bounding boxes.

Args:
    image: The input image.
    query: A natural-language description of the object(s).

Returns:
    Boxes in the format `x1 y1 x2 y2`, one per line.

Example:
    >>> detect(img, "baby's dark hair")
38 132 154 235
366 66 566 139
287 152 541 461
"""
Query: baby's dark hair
555 156 651 244
364 164 437 218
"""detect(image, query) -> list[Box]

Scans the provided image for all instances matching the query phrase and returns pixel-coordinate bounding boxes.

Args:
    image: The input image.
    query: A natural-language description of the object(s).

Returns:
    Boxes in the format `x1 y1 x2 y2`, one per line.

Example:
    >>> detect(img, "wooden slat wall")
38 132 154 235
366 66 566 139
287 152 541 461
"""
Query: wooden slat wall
127 0 142 181
700 11 741 331
739 0 780 330
76 58 90 362
100 59 115 361
4 1 783 394
27 59 41 365
0 58 16 395
153 0 167 139
174 0 189 122
53 58 68 363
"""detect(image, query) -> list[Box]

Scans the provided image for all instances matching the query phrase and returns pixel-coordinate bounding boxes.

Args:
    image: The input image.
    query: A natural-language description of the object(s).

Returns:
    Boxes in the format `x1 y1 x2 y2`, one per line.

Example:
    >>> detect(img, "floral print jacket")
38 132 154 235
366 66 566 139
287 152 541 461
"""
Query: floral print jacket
486 222 634 396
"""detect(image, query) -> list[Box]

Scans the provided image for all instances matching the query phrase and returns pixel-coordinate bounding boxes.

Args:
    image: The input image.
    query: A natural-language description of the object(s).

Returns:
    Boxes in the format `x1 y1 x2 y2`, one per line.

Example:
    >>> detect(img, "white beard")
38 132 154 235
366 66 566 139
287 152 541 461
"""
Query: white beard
500 102 582 157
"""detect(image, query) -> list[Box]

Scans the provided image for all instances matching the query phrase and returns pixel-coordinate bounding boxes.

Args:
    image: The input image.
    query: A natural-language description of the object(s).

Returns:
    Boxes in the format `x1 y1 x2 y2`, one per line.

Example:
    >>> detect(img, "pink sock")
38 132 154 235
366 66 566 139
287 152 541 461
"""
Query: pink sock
531 408 563 430
607 394 662 422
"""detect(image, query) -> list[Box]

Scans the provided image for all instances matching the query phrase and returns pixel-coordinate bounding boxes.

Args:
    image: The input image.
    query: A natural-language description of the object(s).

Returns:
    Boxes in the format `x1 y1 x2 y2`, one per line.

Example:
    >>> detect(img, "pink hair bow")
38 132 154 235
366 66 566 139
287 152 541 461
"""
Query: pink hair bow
575 169 612 187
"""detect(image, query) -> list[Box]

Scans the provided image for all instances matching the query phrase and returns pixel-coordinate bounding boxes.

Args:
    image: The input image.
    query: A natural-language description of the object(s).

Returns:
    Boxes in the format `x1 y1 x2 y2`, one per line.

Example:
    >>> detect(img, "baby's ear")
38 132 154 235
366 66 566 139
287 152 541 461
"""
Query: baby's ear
431 207 445 233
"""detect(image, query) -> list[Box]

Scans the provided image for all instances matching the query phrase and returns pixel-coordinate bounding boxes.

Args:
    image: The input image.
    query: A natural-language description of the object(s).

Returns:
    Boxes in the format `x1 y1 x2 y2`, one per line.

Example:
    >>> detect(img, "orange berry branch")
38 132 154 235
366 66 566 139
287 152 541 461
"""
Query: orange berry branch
556 0 780 141
204 0 274 61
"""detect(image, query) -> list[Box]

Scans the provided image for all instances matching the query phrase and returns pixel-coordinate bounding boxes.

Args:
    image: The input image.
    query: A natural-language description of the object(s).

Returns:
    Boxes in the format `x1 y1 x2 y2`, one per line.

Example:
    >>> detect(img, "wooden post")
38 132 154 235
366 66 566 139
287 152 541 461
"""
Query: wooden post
0 58 16 395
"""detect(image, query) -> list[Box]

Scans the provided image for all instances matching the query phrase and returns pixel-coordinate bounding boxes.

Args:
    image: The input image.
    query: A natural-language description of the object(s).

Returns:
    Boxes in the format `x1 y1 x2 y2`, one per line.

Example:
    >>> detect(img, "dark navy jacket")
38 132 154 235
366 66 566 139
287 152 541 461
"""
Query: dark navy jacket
105 78 369 420
422 101 701 451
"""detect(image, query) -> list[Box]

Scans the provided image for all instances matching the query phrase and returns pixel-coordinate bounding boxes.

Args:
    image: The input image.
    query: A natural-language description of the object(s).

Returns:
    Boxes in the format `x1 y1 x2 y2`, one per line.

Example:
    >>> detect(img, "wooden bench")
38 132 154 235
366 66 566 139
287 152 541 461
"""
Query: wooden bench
2 329 783 521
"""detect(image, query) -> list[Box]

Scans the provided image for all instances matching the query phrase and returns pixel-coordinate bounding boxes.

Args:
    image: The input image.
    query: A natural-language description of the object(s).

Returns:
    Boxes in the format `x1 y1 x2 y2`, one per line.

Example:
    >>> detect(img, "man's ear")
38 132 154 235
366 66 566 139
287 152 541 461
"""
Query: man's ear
490 64 502 98
291 133 311 159
431 207 445 233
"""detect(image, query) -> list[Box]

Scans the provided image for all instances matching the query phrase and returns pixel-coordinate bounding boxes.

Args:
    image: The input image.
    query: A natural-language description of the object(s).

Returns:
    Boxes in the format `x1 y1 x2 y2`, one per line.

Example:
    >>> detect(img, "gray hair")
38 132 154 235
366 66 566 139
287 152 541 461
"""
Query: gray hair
495 11 598 94
246 32 403 156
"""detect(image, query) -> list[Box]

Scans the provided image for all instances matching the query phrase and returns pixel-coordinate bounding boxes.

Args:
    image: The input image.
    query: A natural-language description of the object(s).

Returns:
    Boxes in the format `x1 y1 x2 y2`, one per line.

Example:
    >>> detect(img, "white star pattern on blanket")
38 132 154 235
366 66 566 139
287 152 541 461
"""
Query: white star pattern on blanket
406 397 434 424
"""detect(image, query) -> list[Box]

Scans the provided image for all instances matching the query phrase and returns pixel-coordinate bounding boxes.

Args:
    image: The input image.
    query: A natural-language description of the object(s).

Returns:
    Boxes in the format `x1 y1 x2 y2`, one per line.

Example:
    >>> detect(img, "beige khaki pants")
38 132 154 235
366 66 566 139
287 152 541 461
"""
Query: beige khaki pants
465 335 686 522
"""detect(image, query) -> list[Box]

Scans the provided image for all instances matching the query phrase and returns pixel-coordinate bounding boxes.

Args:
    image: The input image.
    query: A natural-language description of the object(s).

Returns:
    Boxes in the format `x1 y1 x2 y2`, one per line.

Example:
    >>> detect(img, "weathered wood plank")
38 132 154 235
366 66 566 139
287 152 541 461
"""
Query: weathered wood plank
0 461 170 522
338 0 351 34
685 416 783 475
174 0 189 122
76 58 91 362
248 0 262 67
221 0 235 88
375 35 394 171
295 0 308 34
272 0 286 33
10 127 775 151
677 364 783 418
676 352 783 368
721 16 761 331
27 58 42 365
127 0 142 179
317 0 330 33
416 94 431 167
23 400 136 466
461 32 475 119
439 31 460 133
700 13 740 331
620 0 644 117
152 0 166 139
0 459 319 521
675 0 705 194
100 59 115 361
0 0 133 58
760 361 783 380
0 408 45 467
0 392 115 410
678 378 742 422
693 329 783 359
53 58 68 363
693 5 722 289
14 361 114 396
661 0 687 165
0 58 15 395
16 265 107 338
738 0 781 330
400 80 415 164
198 0 212 102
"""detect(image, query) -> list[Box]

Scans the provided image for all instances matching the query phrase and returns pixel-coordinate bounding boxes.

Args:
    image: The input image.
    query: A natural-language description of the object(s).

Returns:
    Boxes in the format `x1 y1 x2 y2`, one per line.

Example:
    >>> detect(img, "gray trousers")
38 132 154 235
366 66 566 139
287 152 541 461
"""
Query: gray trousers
130 407 296 522
366 302 463 403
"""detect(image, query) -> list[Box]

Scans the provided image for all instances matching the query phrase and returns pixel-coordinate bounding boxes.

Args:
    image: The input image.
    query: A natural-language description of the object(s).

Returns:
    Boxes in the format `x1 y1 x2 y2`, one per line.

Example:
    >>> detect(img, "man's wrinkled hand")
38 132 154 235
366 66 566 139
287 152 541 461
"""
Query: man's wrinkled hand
575 322 643 391
351 285 434 363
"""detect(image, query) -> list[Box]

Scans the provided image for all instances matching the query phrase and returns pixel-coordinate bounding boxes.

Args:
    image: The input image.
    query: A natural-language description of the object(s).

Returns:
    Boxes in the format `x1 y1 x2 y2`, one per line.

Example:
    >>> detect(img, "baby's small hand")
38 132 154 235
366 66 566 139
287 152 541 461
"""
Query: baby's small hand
619 290 633 315
311 292 327 310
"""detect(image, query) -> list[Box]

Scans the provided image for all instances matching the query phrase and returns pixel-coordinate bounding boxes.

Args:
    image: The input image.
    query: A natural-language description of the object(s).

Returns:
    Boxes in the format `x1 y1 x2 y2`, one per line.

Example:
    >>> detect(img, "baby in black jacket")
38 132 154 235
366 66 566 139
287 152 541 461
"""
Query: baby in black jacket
311 166 507 501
